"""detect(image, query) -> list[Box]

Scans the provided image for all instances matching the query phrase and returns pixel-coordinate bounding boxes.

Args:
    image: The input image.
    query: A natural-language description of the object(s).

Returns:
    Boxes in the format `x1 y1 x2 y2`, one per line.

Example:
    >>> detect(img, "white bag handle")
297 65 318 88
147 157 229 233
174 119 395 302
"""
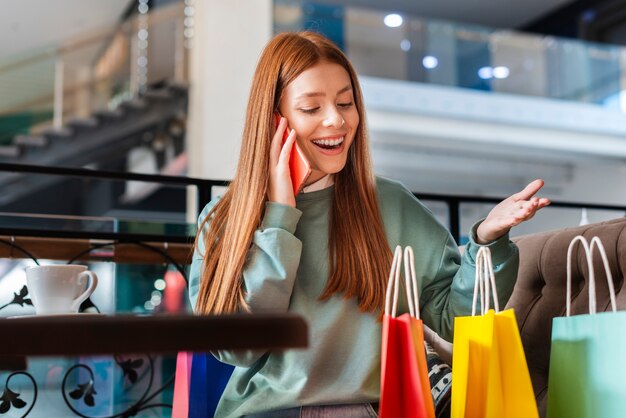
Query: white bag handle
385 246 403 318
566 235 616 317
471 246 500 316
404 246 420 319
385 245 421 319
590 237 617 313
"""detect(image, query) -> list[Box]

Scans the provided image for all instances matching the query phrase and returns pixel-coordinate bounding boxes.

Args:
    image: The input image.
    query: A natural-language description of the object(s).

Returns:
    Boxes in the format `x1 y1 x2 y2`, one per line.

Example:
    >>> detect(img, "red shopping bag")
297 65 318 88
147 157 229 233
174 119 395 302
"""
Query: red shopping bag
172 351 193 418
380 246 435 418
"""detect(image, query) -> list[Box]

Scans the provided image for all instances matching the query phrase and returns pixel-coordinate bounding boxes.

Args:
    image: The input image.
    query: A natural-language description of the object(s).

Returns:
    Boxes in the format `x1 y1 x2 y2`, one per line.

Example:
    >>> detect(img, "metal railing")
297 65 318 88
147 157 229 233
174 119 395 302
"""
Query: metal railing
0 162 623 245
0 162 224 242
416 192 626 244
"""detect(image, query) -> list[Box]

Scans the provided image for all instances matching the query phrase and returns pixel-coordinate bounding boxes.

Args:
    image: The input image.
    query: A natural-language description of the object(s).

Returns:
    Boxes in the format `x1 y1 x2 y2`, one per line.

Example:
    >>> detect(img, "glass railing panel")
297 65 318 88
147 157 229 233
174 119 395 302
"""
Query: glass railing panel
0 213 196 247
0 171 201 232
0 213 117 235
0 174 161 217
274 1 626 111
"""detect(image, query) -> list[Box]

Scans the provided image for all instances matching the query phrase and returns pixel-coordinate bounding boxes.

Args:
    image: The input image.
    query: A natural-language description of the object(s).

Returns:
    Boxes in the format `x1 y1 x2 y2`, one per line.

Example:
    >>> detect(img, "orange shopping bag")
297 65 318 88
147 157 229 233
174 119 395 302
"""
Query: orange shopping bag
451 246 538 418
380 246 435 418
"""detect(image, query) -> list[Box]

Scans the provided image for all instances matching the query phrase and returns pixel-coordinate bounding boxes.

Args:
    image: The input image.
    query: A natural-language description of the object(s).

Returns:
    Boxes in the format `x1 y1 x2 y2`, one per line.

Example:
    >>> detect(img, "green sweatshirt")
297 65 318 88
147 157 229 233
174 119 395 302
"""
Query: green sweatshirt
188 176 518 418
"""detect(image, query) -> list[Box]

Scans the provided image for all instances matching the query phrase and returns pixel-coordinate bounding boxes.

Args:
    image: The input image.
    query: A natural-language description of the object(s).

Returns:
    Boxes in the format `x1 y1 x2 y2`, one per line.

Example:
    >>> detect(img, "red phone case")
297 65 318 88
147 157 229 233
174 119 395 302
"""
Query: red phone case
275 114 311 195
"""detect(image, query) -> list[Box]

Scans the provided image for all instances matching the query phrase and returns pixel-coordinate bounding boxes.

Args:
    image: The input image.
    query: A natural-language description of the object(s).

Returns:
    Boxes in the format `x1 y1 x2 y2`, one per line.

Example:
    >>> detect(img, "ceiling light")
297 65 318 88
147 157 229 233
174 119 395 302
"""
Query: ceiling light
384 14 403 28
493 66 510 79
400 39 411 51
478 66 493 79
422 55 439 69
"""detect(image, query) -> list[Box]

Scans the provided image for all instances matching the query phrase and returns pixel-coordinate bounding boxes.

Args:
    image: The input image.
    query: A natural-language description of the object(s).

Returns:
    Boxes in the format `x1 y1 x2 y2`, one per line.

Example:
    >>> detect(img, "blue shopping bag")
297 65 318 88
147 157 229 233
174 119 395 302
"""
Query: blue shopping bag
173 352 234 418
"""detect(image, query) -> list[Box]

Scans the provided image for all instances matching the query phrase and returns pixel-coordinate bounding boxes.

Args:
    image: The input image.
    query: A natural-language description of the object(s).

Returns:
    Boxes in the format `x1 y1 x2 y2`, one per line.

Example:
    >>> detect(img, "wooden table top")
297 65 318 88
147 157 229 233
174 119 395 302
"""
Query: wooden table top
0 313 308 358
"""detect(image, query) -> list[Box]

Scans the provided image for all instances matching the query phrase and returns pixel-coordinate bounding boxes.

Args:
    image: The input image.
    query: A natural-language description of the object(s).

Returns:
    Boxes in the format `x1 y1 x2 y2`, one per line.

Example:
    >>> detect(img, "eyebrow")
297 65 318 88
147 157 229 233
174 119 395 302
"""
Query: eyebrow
295 84 352 100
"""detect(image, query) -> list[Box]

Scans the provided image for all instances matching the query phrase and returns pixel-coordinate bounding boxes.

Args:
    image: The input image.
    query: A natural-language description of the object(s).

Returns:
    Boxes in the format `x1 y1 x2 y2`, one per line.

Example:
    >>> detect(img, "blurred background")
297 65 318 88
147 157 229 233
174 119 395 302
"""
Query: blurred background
0 1 625 416
1 0 625 237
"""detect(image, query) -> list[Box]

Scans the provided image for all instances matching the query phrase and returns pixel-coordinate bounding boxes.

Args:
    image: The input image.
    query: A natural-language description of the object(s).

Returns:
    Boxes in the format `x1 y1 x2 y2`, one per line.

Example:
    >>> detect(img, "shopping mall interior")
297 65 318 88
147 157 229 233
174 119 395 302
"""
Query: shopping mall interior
0 1 625 417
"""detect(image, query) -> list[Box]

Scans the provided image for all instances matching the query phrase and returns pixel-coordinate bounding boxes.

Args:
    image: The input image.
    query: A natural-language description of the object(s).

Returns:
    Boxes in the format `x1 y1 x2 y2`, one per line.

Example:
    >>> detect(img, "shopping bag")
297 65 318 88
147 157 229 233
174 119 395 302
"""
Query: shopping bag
172 351 193 418
451 246 538 418
547 236 626 418
380 246 435 418
171 351 234 418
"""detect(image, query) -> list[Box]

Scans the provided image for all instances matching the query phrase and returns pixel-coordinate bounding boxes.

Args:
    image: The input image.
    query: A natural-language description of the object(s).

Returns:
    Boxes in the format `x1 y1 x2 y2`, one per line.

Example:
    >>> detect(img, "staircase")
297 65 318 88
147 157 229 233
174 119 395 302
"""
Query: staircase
0 2 191 219
0 81 187 168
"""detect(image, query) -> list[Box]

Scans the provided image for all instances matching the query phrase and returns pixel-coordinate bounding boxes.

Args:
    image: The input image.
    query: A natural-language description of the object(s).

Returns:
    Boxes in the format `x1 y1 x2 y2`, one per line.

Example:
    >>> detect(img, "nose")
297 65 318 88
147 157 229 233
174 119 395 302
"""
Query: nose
322 110 345 128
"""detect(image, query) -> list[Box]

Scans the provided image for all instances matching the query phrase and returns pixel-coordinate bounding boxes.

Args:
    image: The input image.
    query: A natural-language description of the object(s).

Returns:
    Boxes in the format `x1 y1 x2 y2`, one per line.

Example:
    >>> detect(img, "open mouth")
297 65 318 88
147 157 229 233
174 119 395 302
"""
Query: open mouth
312 136 344 150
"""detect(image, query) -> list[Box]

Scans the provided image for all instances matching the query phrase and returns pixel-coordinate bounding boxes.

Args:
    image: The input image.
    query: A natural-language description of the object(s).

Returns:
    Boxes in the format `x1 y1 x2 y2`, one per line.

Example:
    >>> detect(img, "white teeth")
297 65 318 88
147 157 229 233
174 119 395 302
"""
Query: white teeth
313 136 344 147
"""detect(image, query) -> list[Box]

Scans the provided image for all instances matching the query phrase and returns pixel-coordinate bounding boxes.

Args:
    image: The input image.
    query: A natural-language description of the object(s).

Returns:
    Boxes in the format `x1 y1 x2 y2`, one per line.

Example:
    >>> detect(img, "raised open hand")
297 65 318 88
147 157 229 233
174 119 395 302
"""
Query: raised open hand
476 179 551 244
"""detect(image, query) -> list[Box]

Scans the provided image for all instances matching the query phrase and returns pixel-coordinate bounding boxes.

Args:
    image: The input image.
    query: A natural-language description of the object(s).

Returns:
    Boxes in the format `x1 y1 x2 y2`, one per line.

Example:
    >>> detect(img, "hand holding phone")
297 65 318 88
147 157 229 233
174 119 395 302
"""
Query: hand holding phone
274 113 311 196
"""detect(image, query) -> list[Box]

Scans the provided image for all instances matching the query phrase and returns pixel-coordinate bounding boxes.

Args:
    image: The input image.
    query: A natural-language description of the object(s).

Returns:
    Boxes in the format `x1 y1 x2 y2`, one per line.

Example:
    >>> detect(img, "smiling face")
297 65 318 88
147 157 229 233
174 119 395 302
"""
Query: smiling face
278 61 360 185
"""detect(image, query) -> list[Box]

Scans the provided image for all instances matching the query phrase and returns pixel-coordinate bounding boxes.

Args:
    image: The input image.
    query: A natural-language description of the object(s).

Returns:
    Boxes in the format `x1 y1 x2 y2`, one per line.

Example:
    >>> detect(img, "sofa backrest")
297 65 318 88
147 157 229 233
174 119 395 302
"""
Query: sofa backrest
506 217 626 417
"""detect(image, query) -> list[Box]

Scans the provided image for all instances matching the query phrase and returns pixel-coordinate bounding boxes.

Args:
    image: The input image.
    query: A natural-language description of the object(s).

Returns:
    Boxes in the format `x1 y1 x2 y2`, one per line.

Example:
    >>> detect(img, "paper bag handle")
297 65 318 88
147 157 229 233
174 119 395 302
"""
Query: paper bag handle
566 235 616 316
471 246 500 316
404 246 420 319
385 245 421 319
385 246 403 318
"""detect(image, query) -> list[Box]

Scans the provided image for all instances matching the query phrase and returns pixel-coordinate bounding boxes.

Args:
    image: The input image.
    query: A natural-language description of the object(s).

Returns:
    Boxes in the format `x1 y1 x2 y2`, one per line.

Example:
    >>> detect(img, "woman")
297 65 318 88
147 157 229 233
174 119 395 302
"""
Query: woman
189 31 549 418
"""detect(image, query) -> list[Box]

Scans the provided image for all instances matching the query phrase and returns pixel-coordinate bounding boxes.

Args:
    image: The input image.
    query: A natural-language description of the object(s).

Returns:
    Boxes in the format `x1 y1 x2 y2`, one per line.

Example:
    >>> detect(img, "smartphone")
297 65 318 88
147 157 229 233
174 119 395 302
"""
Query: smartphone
274 113 311 196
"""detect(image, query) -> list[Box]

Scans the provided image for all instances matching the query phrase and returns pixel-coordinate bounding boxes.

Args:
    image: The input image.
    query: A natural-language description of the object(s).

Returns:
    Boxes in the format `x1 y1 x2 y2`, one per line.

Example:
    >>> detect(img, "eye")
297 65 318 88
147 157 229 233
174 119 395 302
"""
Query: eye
338 102 354 108
300 107 320 114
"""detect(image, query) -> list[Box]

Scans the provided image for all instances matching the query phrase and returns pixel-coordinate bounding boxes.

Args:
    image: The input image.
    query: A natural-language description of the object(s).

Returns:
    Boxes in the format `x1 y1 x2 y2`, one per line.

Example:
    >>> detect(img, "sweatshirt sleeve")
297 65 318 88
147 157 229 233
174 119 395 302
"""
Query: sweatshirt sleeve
420 220 519 342
188 199 303 367
378 178 519 343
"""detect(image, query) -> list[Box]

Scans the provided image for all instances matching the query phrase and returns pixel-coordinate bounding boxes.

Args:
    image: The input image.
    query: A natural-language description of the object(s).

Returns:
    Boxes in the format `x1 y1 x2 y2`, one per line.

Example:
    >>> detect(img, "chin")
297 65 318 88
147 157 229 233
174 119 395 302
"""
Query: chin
319 165 346 175
318 159 348 175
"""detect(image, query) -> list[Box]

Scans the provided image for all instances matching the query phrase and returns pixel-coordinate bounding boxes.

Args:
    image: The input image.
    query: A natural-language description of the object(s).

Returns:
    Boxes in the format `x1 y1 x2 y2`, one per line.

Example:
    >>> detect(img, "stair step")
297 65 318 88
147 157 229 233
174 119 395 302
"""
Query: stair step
68 116 99 130
0 145 21 158
142 89 173 101
41 126 73 140
13 135 48 147
167 81 189 95
120 98 148 111
93 108 125 122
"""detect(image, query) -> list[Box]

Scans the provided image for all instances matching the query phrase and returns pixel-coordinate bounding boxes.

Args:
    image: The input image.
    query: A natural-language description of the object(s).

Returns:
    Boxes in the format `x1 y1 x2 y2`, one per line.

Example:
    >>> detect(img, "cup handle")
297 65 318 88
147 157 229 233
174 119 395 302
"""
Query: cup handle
70 271 98 313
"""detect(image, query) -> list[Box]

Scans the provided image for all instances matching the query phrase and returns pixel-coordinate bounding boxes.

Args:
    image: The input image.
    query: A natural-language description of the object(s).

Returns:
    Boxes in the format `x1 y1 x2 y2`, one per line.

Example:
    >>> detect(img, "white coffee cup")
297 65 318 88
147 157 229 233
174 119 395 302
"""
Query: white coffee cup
25 265 98 315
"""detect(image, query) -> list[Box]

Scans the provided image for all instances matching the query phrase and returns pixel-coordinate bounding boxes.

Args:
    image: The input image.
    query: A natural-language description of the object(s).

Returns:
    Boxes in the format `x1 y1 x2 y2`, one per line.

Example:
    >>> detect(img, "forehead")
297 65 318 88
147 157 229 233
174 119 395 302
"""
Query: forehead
283 61 352 100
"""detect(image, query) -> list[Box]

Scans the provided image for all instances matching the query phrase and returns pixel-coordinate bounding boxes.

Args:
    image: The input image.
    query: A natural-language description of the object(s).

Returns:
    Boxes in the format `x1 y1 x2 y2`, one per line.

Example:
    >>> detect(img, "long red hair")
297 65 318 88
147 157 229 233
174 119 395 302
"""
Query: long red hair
195 31 391 315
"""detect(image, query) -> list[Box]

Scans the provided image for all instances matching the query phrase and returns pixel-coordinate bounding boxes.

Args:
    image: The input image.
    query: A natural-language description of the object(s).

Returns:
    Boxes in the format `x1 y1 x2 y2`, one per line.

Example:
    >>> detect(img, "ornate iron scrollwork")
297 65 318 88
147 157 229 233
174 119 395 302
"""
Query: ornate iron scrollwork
61 354 173 418
0 286 32 313
0 371 37 417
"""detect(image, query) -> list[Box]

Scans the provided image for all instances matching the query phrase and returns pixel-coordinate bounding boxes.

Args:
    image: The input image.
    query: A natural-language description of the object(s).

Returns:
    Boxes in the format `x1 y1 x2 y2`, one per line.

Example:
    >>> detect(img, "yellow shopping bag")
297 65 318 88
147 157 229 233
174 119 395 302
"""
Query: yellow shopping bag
451 247 538 418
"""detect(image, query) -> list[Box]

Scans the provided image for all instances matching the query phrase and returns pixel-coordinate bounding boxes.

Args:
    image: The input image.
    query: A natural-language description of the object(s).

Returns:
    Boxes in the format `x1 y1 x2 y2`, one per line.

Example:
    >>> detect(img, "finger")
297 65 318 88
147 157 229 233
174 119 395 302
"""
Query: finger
521 199 550 213
270 117 288 166
518 201 548 222
513 179 545 202
278 129 296 167
537 198 551 208
521 198 550 213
